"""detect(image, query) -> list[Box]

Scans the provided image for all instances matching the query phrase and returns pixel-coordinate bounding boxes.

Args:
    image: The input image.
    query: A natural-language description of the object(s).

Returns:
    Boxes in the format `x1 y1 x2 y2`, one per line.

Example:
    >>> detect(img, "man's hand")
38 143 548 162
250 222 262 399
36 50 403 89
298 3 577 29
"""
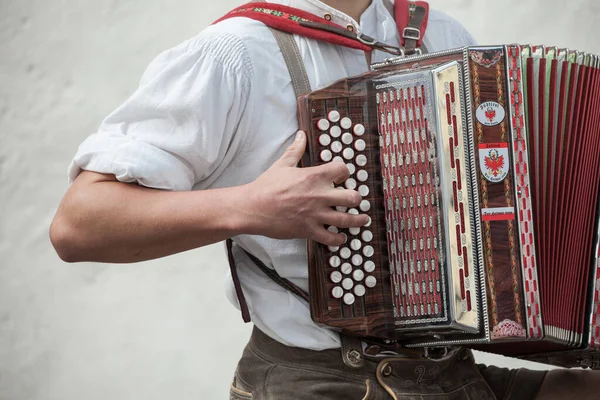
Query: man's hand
243 131 369 246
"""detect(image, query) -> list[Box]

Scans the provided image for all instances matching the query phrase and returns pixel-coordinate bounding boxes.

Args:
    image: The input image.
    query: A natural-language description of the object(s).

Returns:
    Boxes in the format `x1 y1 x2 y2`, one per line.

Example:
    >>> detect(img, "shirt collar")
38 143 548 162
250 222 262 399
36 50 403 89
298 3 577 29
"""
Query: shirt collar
267 0 385 34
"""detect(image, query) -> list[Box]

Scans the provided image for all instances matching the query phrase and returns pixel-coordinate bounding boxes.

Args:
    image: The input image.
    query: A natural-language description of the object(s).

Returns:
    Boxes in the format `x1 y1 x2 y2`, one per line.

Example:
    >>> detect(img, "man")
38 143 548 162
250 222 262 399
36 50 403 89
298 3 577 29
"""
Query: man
50 0 599 398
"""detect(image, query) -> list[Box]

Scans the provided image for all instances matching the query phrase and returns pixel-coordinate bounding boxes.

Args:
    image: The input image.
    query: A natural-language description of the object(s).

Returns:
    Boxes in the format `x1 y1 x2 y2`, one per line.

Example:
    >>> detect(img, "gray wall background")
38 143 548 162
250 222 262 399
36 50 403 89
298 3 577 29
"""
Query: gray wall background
1 0 599 399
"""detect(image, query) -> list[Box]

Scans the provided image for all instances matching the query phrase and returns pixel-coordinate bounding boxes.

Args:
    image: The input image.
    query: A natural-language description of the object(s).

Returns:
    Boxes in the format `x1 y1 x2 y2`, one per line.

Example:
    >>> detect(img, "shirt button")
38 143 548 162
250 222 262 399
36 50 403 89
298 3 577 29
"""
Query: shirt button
324 13 332 21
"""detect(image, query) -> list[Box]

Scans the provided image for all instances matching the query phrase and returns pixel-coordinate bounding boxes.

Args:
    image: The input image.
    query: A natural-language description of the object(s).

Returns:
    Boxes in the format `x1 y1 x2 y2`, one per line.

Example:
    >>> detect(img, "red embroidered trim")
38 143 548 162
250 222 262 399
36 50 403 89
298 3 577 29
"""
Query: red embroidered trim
214 2 372 52
214 2 429 52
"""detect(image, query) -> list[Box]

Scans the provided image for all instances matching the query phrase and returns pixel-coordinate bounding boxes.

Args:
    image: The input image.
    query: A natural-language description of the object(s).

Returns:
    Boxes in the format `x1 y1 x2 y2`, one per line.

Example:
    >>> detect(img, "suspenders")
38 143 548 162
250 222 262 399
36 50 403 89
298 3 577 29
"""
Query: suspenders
224 1 429 325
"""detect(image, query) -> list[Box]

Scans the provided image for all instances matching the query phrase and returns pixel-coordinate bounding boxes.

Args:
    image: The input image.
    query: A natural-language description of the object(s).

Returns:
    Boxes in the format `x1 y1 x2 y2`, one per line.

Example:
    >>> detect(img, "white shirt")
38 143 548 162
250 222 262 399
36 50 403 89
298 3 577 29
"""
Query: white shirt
69 0 476 350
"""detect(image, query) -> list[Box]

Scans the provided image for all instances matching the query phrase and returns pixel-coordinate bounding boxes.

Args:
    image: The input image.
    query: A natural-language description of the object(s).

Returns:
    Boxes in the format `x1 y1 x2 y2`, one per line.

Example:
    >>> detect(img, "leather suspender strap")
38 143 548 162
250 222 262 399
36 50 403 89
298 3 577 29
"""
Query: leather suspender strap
269 27 312 97
224 0 429 324
224 1 312 325
226 238 252 322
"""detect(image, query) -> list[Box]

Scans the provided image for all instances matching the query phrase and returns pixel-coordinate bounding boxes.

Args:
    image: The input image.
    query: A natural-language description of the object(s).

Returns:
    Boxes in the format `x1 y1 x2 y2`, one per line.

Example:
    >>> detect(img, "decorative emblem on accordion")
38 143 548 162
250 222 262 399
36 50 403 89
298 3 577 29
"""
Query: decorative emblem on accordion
299 45 600 369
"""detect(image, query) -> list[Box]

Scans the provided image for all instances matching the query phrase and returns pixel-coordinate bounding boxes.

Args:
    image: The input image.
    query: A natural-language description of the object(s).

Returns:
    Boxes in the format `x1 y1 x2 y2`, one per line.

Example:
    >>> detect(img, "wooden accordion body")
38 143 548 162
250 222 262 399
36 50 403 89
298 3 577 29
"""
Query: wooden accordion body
298 45 600 368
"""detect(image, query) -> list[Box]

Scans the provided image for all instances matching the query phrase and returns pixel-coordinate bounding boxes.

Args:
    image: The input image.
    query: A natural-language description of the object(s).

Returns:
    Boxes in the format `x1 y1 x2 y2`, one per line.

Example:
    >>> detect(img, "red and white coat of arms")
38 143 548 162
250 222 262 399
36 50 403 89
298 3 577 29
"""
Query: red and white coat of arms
479 143 510 183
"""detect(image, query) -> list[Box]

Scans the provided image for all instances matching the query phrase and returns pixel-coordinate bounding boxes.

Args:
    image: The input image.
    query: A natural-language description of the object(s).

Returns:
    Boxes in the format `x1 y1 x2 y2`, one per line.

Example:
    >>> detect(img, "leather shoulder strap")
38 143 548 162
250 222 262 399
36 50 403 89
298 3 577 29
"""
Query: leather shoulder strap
268 27 312 97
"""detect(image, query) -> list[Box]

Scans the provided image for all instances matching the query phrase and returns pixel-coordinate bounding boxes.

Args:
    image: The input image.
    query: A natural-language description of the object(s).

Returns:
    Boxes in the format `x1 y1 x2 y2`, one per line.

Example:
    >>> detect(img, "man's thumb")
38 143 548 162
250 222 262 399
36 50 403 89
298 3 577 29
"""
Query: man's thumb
277 131 307 167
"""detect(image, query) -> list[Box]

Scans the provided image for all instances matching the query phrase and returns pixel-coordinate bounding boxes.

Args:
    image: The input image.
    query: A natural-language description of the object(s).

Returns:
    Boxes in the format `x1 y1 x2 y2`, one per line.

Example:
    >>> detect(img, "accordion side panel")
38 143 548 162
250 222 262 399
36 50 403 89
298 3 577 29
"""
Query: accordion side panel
505 45 543 339
469 47 528 341
431 62 480 332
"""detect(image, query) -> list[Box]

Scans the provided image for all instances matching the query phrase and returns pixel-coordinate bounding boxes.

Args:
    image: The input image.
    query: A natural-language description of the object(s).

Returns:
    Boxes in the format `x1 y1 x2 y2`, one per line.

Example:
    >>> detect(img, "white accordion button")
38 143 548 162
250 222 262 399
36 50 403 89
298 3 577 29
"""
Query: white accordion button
329 256 341 268
339 247 351 259
354 139 366 152
358 185 370 197
331 286 344 299
364 217 372 227
346 163 356 175
354 124 365 136
362 230 373 242
328 245 339 253
363 245 374 258
341 263 353 275
349 227 361 235
342 277 354 290
328 110 341 123
341 132 353 145
356 155 367 167
364 260 376 273
317 118 330 131
354 284 366 297
352 269 365 282
330 125 342 138
327 226 339 234
359 200 371 212
345 178 357 190
351 254 363 266
365 275 377 288
331 141 343 153
319 134 331 146
350 239 362 251
343 148 355 160
320 150 332 162
356 170 369 182
332 156 344 164
343 292 355 305
336 205 348 213
330 271 342 283
348 208 359 215
340 117 352 129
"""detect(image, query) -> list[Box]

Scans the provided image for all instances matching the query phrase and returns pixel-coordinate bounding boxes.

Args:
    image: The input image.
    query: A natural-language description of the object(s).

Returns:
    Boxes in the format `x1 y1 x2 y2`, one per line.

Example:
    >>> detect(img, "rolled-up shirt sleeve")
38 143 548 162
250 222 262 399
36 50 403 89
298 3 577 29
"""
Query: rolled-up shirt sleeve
68 30 253 191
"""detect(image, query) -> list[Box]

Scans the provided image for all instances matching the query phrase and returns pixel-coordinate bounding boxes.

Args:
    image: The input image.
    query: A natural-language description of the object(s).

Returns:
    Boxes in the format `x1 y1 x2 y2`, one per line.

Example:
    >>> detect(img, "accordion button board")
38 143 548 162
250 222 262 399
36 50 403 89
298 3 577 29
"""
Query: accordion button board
299 60 480 339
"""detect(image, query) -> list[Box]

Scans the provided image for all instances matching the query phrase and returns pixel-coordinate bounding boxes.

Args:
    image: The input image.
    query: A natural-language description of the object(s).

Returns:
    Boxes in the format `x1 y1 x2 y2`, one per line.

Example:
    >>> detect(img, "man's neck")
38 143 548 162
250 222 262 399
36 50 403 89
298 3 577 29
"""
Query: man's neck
319 0 373 22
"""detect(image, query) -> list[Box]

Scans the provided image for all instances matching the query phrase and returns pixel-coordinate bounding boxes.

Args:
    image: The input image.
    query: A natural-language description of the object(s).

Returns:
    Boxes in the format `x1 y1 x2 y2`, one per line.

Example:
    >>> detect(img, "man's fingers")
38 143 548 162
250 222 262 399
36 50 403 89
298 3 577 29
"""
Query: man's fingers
311 160 350 184
317 210 370 229
311 227 347 247
275 131 307 167
324 188 362 208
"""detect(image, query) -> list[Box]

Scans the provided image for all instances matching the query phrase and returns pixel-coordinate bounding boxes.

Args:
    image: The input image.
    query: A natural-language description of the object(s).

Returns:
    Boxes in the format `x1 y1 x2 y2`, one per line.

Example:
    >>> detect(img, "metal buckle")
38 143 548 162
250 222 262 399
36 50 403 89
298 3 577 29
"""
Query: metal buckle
405 48 423 57
403 27 421 41
356 32 377 46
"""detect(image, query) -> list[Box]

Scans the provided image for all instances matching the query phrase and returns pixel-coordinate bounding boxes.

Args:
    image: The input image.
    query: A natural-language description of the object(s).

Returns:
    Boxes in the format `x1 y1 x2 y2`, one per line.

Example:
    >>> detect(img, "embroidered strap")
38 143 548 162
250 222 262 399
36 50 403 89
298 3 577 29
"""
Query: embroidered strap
214 2 404 55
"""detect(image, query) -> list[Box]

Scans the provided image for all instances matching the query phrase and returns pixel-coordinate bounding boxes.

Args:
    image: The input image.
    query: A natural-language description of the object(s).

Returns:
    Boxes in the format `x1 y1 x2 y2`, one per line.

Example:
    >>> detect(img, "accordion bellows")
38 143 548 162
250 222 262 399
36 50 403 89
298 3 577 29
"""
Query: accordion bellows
298 45 600 369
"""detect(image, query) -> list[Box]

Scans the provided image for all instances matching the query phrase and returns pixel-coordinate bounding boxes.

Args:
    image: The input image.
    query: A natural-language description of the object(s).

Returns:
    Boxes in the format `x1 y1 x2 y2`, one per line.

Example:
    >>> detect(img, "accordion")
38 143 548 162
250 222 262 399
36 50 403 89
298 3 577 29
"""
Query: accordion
298 45 600 369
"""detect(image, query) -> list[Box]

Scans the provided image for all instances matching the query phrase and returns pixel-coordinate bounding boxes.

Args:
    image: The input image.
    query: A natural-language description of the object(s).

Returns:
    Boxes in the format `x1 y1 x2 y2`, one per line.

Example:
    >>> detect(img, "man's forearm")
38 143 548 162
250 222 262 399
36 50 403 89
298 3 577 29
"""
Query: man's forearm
50 171 253 263
51 133 368 264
